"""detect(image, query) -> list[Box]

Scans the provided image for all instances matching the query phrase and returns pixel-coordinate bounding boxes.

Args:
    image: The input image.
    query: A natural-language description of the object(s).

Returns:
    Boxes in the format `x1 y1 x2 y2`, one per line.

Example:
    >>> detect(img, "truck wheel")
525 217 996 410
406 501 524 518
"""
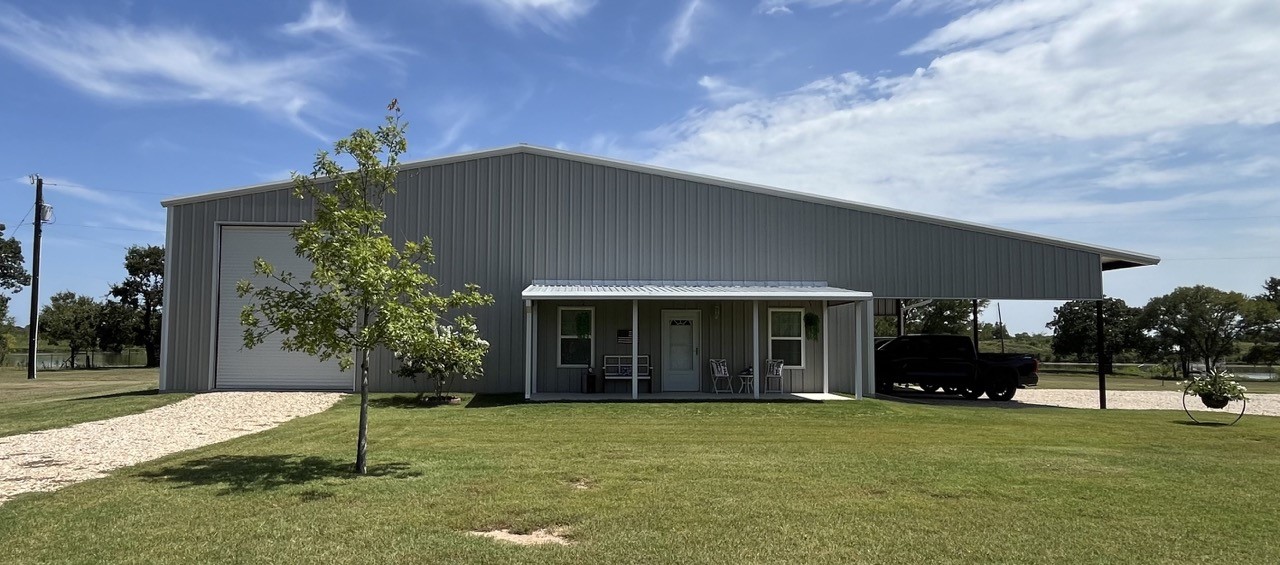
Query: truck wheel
919 385 939 393
960 387 984 400
985 370 1018 402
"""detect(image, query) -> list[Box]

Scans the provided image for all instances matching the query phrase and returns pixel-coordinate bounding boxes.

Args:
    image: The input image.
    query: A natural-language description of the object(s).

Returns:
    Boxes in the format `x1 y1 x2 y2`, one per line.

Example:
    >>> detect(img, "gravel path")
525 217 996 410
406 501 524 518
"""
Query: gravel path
893 388 1280 417
0 392 343 505
1016 389 1279 416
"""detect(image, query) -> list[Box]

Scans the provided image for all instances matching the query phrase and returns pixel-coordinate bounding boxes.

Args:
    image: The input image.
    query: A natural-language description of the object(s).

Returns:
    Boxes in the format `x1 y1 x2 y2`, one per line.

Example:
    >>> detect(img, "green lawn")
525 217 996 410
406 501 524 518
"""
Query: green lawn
0 367 186 437
2 395 1278 564
1037 369 1280 394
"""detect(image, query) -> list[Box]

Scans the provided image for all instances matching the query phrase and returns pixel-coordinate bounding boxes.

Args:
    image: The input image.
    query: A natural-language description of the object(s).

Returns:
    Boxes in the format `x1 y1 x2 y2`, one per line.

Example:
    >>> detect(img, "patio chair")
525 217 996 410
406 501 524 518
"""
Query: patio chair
709 359 732 393
764 359 785 393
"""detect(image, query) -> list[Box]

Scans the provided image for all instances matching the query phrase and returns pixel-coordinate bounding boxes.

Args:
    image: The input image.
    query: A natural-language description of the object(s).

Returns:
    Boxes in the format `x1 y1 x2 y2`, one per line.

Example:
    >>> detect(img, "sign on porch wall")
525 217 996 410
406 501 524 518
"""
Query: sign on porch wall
617 329 632 344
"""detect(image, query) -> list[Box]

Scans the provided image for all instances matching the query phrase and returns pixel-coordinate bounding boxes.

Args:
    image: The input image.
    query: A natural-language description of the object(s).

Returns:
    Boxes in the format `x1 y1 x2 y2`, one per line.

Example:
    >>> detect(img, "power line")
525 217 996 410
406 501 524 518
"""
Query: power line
1162 256 1280 261
1024 215 1280 226
9 203 35 232
55 223 163 233
43 181 177 197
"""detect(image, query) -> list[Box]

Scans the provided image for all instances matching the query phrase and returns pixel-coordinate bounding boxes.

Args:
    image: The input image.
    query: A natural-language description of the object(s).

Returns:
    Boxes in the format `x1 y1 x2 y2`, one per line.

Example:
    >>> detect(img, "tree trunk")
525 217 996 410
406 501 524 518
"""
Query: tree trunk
145 341 159 368
355 347 370 474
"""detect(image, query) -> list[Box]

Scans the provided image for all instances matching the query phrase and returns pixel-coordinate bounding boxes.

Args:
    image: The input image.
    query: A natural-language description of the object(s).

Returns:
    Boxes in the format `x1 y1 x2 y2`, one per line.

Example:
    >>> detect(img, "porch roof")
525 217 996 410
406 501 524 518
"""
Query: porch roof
521 281 871 304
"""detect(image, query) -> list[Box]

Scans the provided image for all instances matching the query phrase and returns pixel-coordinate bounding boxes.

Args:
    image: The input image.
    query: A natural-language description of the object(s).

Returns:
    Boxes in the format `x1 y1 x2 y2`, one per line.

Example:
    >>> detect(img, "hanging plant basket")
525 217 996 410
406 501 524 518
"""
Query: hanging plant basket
804 312 821 340
1199 393 1230 409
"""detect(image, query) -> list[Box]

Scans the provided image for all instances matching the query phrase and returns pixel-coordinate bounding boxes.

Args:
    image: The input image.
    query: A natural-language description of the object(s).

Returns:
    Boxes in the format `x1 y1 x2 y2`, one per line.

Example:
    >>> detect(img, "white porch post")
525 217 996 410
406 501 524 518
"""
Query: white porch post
752 300 761 400
822 300 830 395
854 301 865 400
632 299 639 400
531 302 538 395
863 298 875 399
524 300 532 400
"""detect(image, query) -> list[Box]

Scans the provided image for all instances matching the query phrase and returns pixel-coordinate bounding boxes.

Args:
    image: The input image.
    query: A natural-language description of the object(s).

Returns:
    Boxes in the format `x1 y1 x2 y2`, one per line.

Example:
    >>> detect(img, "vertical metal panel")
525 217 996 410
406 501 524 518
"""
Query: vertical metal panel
164 151 1105 393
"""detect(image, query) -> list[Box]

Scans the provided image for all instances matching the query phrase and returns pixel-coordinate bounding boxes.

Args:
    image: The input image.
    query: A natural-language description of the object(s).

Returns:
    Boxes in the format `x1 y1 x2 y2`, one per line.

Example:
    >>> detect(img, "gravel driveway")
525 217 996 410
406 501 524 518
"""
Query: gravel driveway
0 392 342 505
890 388 1280 417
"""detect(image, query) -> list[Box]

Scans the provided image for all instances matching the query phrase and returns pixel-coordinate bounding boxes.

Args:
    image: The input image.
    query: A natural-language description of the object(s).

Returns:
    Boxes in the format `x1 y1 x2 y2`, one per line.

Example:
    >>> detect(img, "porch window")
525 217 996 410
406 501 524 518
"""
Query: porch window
558 307 594 367
769 308 805 368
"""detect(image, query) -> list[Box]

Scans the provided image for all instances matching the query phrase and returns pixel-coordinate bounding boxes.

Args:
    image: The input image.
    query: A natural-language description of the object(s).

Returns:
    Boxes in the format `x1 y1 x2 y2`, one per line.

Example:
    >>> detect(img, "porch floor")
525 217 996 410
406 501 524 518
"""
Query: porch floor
528 392 853 402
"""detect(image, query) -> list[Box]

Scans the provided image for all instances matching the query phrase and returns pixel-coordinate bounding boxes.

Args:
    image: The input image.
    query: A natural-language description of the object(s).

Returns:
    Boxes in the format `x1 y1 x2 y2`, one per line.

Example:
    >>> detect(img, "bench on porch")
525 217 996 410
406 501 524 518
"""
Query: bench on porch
601 355 654 393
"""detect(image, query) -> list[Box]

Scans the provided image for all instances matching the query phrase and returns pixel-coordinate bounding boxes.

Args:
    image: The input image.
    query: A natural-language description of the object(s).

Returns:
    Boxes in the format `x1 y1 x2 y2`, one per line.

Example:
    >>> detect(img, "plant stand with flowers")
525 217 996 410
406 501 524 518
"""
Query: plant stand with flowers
1180 370 1248 426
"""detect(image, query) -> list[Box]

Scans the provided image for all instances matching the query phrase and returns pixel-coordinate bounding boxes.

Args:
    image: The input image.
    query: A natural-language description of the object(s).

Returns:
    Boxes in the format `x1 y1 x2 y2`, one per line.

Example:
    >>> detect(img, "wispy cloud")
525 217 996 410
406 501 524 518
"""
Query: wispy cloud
465 0 595 35
663 0 703 65
281 0 412 62
0 3 405 139
12 177 165 234
697 75 757 105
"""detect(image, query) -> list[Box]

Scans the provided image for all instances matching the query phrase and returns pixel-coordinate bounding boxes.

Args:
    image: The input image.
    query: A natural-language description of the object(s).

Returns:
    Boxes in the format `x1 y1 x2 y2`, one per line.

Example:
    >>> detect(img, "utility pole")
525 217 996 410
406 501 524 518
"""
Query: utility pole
27 175 44 380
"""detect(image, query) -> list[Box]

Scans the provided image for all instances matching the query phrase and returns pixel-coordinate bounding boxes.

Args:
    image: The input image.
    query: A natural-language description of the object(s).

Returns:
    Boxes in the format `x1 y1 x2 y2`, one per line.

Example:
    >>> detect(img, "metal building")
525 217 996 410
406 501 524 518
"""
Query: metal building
158 145 1158 398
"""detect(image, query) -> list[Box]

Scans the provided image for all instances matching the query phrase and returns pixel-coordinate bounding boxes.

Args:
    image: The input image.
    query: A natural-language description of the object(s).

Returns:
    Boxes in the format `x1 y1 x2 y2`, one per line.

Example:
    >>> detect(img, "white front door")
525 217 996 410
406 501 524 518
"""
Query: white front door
661 310 700 392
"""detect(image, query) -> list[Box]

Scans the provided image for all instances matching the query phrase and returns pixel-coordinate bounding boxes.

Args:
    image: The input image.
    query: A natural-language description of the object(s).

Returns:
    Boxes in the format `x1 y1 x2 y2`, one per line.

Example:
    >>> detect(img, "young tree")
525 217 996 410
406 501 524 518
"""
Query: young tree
237 101 493 474
1046 298 1145 364
39 291 101 369
110 245 164 367
1143 286 1252 371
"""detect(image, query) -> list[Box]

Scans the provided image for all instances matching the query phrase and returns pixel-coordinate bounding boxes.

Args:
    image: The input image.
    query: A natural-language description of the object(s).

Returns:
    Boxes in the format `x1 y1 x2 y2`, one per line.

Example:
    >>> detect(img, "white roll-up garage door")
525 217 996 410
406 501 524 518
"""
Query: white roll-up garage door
215 226 352 390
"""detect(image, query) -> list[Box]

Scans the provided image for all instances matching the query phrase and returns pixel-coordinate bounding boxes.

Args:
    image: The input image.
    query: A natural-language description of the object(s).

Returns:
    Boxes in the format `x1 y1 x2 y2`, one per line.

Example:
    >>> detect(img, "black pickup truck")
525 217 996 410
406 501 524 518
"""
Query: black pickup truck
874 335 1039 401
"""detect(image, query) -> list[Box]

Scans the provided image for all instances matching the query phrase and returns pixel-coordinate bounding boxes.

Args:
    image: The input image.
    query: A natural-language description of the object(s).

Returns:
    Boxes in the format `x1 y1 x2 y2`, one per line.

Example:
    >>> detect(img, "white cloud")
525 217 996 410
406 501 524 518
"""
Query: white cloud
0 3 408 139
281 0 411 61
624 0 1280 329
466 0 595 35
664 0 703 65
697 75 757 105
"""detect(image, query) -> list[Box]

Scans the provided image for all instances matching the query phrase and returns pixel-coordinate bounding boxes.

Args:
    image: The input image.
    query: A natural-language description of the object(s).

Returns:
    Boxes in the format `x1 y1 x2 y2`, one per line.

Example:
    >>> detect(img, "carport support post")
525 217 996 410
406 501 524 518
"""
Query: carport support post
896 299 905 336
971 299 980 352
822 300 830 395
632 299 639 400
1097 300 1107 409
752 300 760 400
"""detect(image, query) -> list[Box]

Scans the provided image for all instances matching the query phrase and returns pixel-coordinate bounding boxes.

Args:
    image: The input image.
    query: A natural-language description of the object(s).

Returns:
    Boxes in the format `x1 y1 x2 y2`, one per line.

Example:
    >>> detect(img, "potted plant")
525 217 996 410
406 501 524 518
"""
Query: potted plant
1181 370 1247 409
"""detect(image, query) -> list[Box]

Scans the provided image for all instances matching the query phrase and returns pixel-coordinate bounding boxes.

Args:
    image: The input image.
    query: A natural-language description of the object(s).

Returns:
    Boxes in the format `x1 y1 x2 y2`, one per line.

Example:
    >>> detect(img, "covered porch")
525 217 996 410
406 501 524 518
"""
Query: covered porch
521 282 877 401
529 392 853 402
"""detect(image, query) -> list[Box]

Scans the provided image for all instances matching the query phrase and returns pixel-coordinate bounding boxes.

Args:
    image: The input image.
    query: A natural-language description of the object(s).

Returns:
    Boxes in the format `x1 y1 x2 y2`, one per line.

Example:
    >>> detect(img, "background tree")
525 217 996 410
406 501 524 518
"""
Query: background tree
97 300 142 357
1243 277 1280 366
905 299 988 335
238 101 492 474
1046 298 1145 366
1143 286 1252 371
0 223 29 365
39 291 101 369
110 245 164 367
0 223 30 293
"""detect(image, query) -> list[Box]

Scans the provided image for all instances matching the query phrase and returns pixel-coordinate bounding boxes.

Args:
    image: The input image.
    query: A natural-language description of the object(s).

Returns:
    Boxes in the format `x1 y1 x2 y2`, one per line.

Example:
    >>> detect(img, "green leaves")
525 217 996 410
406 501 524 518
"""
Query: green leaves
236 101 493 381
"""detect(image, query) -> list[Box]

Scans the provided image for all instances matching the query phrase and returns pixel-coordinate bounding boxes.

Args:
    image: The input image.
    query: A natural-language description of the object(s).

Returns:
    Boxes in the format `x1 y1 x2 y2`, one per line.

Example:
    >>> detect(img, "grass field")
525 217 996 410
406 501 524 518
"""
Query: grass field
1 394 1277 563
1037 368 1280 394
0 367 185 437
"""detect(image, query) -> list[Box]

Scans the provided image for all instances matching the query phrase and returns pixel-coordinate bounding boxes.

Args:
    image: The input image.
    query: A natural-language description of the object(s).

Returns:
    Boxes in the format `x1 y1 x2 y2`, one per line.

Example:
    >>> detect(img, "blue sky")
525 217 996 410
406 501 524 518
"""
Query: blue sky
1 0 1278 333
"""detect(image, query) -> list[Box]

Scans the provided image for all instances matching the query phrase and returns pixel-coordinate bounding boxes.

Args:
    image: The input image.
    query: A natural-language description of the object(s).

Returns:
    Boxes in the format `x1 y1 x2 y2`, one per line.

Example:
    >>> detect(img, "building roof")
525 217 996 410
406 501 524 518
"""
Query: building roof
162 144 1159 271
522 281 871 304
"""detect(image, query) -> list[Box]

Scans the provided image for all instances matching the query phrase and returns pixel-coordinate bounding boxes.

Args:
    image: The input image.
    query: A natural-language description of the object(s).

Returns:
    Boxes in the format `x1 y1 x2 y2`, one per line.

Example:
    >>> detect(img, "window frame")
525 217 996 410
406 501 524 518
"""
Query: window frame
768 307 806 369
557 306 595 368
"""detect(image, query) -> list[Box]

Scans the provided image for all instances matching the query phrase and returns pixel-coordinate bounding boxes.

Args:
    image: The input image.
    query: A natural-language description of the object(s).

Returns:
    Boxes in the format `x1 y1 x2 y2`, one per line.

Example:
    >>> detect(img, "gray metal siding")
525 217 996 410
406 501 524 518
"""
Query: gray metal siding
164 151 1103 393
